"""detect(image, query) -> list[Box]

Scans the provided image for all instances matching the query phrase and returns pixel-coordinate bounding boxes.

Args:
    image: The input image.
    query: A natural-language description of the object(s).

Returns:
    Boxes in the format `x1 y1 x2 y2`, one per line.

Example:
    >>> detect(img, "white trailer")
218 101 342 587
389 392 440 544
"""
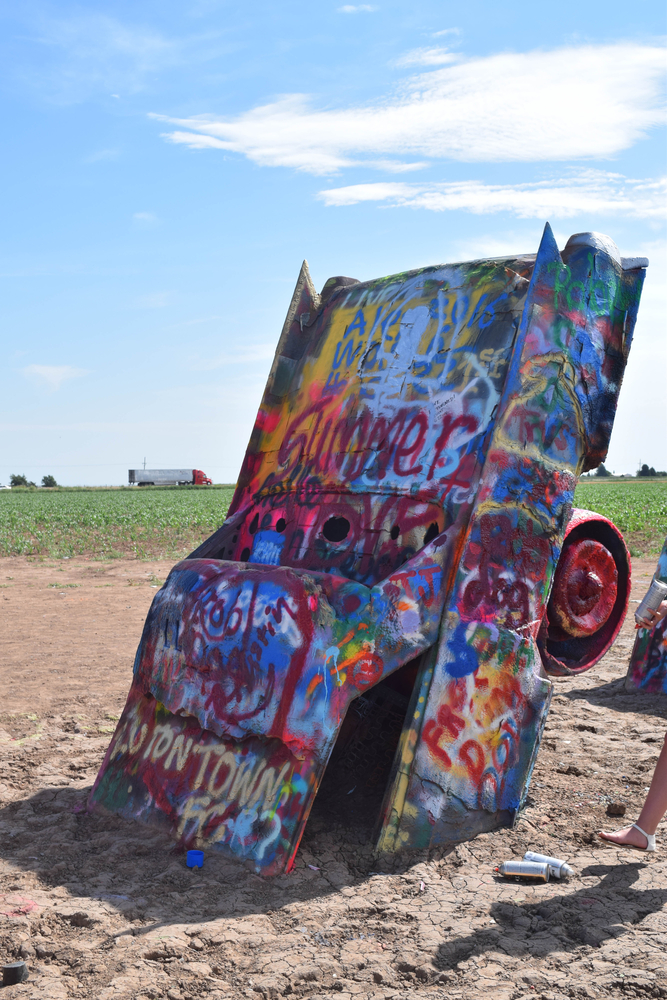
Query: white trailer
128 469 212 486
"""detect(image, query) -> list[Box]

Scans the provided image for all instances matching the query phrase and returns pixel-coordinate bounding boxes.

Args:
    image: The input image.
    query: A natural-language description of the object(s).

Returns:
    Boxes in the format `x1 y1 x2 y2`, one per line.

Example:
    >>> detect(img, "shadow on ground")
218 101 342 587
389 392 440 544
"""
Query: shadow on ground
435 861 667 970
563 676 667 719
0 783 454 935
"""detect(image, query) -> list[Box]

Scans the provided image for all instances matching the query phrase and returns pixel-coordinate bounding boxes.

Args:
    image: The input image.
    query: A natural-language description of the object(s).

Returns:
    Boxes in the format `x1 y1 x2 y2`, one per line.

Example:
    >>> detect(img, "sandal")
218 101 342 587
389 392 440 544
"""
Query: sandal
599 822 656 852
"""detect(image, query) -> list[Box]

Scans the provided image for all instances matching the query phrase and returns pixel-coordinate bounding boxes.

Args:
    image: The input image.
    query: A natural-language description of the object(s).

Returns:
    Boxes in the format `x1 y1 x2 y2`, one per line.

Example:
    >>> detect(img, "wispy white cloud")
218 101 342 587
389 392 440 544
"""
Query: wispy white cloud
28 13 181 101
337 5 378 12
163 315 225 330
189 344 276 371
84 148 120 163
155 43 666 174
15 12 224 104
135 291 170 308
132 211 159 226
23 365 90 390
318 170 667 218
432 28 461 37
394 47 459 68
368 159 429 173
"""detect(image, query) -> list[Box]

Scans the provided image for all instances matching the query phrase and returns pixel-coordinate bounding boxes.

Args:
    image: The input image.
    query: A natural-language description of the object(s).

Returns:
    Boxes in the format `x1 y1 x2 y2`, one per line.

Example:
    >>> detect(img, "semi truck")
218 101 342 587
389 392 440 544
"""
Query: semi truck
128 469 212 486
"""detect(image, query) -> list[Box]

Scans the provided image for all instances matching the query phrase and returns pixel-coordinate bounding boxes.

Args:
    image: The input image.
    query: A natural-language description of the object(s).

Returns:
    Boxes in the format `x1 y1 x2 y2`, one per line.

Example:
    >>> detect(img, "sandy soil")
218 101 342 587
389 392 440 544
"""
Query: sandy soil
1 554 666 1000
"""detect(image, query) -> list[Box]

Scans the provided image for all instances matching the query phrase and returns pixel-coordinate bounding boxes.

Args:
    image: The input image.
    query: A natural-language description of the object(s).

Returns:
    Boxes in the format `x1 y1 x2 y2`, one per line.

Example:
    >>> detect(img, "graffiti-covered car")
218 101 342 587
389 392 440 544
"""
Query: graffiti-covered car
90 225 647 873
626 537 667 693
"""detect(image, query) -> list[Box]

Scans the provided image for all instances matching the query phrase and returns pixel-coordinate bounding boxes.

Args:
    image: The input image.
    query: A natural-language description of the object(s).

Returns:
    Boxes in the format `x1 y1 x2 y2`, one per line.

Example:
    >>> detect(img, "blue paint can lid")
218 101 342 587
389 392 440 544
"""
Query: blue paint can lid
186 849 204 868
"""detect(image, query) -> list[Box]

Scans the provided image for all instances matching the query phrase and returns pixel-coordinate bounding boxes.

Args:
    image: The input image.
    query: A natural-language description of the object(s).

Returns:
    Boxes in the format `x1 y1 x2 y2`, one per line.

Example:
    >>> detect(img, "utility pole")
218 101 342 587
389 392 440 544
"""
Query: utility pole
143 457 146 470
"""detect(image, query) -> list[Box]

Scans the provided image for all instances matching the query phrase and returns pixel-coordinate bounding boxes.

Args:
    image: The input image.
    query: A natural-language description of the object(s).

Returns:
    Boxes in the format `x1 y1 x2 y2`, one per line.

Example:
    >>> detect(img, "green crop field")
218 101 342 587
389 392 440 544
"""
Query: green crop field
0 480 665 562
574 480 667 557
0 486 235 560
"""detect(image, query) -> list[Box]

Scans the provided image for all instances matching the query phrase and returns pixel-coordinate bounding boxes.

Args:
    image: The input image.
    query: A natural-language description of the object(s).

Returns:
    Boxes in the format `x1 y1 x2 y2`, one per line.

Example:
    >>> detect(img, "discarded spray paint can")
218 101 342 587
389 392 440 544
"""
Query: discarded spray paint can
497 861 550 882
635 579 667 627
523 851 573 878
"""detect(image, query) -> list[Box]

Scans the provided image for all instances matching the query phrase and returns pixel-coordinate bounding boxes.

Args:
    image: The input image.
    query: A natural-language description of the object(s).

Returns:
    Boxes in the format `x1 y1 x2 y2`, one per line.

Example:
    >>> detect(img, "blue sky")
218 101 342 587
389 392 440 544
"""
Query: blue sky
1 0 665 485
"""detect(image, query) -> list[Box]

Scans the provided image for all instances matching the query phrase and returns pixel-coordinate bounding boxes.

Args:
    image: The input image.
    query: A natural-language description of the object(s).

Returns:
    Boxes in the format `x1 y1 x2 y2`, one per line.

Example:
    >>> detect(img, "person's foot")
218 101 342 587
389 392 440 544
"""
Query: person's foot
599 824 650 849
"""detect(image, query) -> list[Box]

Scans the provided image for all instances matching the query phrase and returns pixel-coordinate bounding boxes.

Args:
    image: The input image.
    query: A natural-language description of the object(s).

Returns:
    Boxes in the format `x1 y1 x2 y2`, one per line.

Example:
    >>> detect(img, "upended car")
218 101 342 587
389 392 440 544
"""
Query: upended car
90 225 647 874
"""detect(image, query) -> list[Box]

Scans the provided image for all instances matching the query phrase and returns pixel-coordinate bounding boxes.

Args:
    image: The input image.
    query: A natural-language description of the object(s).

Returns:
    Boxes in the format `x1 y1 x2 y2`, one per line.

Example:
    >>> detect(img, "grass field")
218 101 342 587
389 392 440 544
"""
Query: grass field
0 486 235 559
0 480 665 561
573 479 667 558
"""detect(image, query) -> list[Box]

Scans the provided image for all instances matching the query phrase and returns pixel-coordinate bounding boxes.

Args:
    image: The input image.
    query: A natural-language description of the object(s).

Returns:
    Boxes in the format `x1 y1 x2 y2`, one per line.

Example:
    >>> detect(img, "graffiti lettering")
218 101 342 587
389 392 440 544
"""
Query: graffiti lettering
277 398 480 489
460 512 551 627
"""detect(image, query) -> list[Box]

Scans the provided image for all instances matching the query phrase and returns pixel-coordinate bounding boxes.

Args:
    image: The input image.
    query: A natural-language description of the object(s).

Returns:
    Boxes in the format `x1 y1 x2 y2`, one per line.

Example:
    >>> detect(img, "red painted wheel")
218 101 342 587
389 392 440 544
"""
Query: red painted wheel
547 538 618 638
539 509 630 676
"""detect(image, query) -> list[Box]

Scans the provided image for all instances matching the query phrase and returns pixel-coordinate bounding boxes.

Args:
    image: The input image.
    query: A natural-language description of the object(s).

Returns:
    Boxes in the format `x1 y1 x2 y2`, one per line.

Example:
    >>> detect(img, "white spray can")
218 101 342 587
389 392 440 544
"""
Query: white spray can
497 861 550 882
635 578 667 627
523 851 573 878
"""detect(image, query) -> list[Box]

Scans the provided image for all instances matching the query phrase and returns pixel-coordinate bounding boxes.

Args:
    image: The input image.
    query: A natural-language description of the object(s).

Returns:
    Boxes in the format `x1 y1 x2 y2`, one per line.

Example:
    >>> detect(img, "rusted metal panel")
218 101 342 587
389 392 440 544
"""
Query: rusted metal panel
626 537 667 693
90 225 646 872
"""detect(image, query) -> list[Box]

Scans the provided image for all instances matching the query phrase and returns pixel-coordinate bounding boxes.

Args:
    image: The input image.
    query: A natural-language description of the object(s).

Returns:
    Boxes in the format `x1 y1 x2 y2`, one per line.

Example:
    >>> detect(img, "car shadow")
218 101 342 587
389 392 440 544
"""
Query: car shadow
0 783 443 937
561 676 667 720
434 861 667 970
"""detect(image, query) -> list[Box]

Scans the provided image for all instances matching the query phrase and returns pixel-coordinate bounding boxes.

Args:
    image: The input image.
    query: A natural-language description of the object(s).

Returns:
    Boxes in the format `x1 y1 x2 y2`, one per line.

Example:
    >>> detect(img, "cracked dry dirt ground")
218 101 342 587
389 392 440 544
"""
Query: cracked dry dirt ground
1 555 666 1000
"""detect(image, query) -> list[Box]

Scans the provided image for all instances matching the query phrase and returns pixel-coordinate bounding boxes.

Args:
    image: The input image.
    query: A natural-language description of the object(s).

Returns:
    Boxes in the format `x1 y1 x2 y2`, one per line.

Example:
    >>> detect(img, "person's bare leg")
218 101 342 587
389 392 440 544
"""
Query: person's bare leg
600 732 667 848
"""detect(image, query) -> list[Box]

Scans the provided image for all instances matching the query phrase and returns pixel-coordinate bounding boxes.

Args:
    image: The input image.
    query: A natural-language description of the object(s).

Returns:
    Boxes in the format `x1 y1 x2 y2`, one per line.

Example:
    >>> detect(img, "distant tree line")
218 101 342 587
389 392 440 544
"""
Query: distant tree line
637 464 667 478
583 464 667 479
9 474 58 487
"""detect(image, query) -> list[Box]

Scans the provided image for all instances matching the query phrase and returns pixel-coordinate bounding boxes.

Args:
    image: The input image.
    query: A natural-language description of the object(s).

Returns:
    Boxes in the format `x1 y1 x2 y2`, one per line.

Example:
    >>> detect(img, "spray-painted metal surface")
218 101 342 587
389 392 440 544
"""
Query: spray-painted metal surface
626 538 667 692
90 225 646 873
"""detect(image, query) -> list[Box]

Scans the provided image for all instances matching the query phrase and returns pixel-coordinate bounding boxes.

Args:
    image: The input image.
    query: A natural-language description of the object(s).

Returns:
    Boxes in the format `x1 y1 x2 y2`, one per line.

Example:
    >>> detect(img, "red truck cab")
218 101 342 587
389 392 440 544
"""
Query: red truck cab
192 469 212 485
